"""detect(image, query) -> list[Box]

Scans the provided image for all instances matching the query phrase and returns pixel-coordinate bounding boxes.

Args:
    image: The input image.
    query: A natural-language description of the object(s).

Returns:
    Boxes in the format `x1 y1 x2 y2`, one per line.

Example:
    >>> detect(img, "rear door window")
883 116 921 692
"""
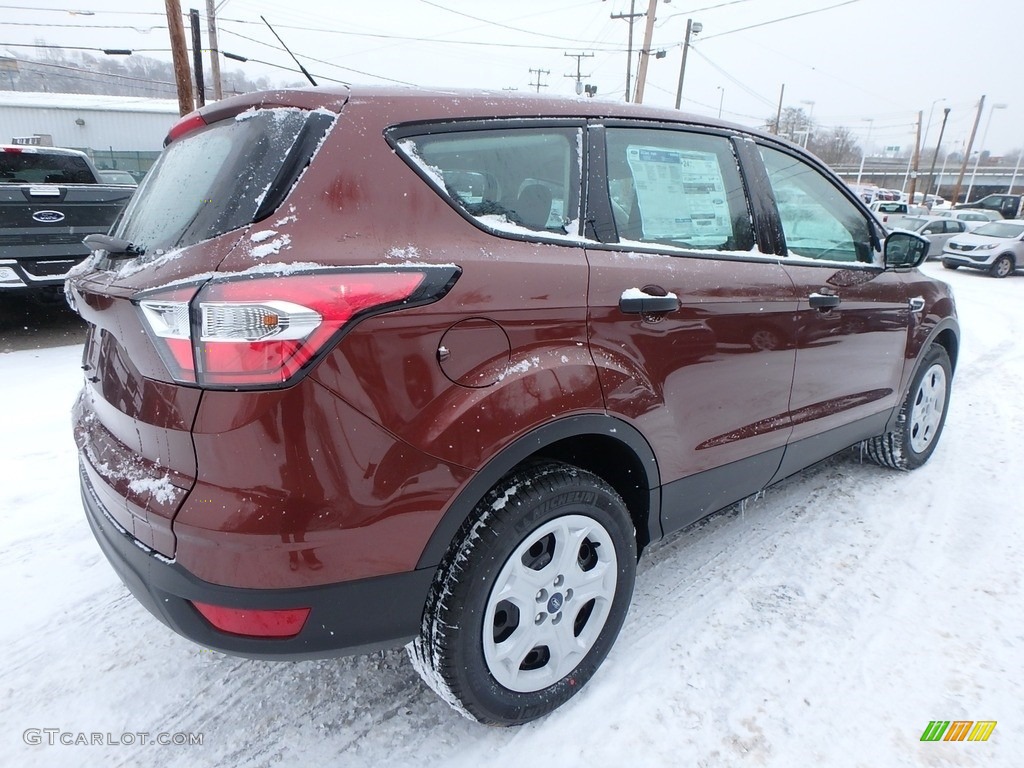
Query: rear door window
112 108 333 255
394 126 581 237
604 127 753 251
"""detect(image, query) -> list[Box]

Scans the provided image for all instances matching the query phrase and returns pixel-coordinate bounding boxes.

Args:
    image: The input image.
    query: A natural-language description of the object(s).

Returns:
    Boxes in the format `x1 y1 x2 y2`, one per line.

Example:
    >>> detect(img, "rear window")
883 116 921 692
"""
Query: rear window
0 150 95 184
112 108 333 255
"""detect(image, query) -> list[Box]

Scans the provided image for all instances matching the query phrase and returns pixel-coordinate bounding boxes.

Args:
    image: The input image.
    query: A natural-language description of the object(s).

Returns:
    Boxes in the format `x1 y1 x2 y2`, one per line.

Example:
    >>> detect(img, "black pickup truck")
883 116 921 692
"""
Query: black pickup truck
1 145 135 296
954 193 1024 220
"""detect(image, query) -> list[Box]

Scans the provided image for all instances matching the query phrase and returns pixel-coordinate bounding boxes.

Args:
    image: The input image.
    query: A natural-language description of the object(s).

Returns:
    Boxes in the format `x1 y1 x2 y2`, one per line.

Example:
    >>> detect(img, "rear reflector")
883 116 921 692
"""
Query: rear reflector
135 266 458 388
191 601 310 638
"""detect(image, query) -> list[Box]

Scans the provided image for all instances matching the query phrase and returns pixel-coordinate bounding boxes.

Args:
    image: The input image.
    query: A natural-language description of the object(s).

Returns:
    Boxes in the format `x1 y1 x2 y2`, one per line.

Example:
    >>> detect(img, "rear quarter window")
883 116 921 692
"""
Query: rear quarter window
394 126 581 237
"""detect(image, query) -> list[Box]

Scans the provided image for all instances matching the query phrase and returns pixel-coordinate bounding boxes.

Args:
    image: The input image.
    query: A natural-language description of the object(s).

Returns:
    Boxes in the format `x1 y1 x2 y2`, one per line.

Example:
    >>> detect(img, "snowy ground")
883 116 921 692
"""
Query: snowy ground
1 262 1020 767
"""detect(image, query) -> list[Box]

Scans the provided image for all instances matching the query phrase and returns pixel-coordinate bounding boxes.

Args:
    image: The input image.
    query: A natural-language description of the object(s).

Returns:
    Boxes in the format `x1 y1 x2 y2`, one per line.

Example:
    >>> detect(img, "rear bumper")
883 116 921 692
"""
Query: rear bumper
80 463 432 660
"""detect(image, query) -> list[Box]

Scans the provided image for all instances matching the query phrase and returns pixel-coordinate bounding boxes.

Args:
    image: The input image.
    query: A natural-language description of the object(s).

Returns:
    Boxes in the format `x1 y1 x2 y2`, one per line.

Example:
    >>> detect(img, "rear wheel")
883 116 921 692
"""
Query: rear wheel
409 462 636 725
990 254 1014 278
863 344 951 470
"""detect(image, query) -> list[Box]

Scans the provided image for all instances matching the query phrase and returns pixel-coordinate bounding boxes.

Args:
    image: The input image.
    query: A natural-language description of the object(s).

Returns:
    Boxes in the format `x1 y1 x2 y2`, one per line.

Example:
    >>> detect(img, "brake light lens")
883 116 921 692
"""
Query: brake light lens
165 112 208 144
137 268 452 388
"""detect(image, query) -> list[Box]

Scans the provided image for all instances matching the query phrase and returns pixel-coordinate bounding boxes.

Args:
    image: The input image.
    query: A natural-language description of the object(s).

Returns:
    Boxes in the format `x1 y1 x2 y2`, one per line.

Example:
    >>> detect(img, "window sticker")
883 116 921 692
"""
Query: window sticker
625 146 732 244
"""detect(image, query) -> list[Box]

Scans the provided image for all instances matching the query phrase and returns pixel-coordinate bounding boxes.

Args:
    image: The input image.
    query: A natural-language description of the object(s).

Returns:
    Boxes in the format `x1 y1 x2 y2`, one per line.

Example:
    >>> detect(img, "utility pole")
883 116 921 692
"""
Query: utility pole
564 52 593 96
923 107 951 203
674 19 702 110
907 110 922 202
951 95 985 205
205 0 222 100
632 0 659 104
165 0 194 116
189 8 205 108
612 0 644 102
772 83 785 134
528 68 550 93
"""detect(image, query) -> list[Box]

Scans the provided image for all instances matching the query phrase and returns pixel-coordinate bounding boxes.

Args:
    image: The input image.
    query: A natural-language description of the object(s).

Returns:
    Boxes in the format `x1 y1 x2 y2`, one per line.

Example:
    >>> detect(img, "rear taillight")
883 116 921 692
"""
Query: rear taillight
136 267 458 388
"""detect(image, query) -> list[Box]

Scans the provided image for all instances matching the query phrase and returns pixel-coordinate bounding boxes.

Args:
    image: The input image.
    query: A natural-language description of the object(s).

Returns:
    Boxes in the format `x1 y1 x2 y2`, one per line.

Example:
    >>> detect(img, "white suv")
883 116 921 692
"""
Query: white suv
942 219 1024 277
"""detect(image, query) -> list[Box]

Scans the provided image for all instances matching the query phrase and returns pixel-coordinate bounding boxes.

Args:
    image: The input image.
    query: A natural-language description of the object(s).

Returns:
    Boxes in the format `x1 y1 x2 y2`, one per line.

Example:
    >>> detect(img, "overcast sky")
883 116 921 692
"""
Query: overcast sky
2 0 1022 157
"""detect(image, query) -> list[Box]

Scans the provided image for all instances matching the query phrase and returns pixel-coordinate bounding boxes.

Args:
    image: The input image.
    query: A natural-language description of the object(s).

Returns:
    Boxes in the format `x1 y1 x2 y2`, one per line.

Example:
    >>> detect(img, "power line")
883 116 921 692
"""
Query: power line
218 27 418 86
699 0 863 41
214 16 636 52
417 0 599 44
0 4 165 14
2 57 179 93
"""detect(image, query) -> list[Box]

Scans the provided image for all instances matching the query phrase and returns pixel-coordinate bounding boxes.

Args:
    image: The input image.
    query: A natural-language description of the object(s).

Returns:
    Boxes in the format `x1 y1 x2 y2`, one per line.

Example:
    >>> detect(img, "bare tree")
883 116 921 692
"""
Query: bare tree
808 126 861 165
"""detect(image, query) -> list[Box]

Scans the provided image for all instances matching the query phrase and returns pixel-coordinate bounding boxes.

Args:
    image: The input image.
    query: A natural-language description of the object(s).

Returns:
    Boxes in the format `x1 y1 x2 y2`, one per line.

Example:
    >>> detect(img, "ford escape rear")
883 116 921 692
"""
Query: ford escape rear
70 85 958 725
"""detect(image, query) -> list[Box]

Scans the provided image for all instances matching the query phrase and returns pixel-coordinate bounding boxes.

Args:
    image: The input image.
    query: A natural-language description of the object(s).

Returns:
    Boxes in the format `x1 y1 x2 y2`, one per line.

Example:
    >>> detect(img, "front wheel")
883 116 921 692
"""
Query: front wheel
990 254 1014 278
942 260 959 270
862 344 952 470
409 462 636 725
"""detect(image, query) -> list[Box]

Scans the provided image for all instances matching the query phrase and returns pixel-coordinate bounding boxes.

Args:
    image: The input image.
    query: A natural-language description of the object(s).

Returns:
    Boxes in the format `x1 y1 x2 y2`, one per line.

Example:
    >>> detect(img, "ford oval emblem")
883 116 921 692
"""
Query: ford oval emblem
32 210 66 223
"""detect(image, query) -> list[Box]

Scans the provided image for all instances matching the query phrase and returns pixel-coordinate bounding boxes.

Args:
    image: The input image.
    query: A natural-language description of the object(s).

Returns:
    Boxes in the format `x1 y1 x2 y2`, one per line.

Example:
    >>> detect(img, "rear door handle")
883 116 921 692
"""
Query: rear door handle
619 287 679 315
808 292 841 310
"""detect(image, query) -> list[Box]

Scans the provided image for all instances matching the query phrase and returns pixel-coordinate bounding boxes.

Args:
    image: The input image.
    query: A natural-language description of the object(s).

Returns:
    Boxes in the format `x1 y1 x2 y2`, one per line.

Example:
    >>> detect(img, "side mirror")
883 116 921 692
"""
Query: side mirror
884 230 929 269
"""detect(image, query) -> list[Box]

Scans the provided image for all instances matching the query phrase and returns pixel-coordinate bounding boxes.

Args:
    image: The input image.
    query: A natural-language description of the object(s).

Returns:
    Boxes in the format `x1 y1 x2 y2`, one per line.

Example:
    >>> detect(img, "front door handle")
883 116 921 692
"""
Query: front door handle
808 292 841 310
619 286 679 315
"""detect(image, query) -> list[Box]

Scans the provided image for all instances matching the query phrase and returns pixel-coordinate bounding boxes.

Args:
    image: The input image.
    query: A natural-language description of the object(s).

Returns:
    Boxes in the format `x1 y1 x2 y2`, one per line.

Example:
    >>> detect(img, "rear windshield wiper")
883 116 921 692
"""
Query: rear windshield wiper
83 233 144 258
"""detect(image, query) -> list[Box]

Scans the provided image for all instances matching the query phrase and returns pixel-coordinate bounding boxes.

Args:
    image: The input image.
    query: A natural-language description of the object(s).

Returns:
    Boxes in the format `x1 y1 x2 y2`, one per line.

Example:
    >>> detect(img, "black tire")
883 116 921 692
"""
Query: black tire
990 254 1014 278
409 462 636 725
942 260 959 270
862 344 952 470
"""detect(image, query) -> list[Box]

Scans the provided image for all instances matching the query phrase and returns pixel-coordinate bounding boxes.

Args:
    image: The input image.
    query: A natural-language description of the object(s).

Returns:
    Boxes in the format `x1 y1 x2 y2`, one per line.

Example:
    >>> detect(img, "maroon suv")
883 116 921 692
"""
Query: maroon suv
69 86 958 725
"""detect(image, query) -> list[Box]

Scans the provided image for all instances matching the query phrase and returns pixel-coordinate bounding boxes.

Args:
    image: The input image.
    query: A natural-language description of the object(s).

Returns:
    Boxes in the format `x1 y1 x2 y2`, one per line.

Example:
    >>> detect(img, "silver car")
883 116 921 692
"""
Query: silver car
942 219 1024 277
893 216 969 259
934 209 1002 230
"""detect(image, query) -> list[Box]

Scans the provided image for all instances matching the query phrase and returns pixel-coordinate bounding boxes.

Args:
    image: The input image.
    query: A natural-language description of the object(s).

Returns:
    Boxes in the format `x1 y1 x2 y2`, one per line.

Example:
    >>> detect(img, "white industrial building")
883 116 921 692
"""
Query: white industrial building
0 91 181 177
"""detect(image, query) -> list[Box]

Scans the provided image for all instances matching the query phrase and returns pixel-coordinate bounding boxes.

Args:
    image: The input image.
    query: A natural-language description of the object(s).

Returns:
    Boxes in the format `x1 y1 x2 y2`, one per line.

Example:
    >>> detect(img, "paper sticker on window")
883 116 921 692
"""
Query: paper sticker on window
625 146 732 245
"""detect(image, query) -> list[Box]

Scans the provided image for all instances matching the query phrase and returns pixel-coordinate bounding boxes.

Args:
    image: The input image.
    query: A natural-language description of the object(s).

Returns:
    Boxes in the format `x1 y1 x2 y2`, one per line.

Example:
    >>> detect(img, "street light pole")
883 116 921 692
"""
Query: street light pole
717 86 724 119
799 99 815 148
921 97 945 155
1008 150 1023 194
674 19 701 110
855 118 874 187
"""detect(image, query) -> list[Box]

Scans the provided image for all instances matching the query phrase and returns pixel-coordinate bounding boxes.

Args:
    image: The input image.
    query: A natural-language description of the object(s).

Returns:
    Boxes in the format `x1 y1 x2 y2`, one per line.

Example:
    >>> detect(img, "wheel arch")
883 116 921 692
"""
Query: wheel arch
415 414 662 570
885 317 959 434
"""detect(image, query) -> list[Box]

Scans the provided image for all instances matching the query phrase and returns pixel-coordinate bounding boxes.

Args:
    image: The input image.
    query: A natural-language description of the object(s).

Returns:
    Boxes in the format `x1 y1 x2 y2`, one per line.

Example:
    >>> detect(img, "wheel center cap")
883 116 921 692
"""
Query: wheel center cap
547 592 564 613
